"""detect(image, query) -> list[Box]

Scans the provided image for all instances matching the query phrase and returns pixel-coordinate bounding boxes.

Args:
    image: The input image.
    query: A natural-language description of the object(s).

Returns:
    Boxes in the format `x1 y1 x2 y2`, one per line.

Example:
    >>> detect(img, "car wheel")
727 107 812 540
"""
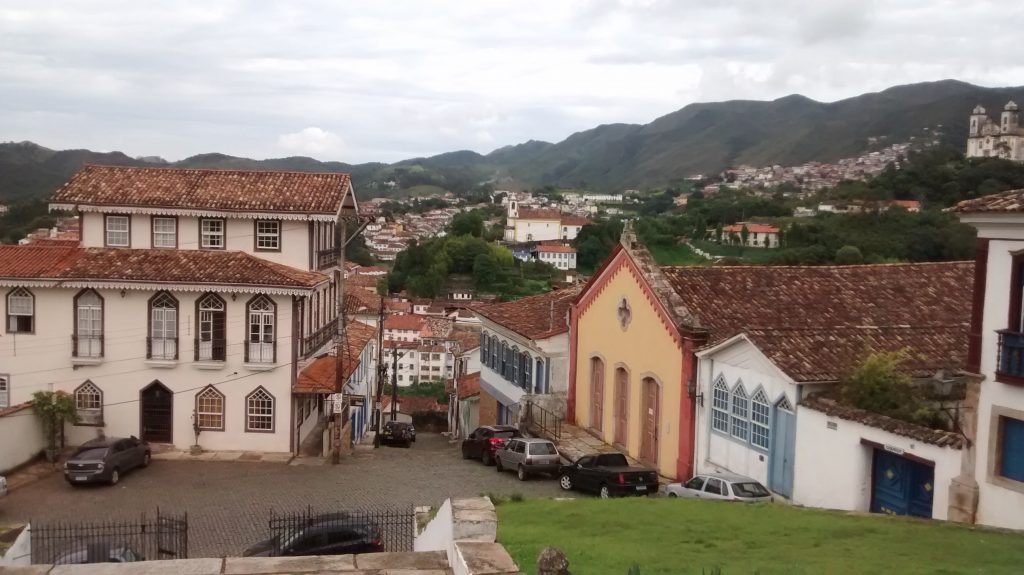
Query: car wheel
559 474 573 491
495 458 504 472
482 451 493 466
668 492 678 498
600 485 611 499
517 466 528 482
109 469 120 486
141 453 151 468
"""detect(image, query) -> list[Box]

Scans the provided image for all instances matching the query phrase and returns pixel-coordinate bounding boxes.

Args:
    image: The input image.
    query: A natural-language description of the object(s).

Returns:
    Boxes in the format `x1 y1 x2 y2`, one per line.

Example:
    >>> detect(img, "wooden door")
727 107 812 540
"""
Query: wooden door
640 378 659 465
140 381 173 443
769 399 796 498
614 369 628 446
590 358 604 432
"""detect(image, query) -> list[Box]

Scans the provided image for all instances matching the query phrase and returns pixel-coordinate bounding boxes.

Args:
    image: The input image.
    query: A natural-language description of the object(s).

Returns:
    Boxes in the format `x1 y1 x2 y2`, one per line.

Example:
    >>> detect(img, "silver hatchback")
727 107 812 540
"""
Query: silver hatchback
495 438 561 481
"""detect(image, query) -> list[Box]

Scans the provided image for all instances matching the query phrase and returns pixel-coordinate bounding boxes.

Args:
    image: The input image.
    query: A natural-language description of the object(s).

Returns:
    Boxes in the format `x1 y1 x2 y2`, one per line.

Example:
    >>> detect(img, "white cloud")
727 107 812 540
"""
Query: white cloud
277 127 345 157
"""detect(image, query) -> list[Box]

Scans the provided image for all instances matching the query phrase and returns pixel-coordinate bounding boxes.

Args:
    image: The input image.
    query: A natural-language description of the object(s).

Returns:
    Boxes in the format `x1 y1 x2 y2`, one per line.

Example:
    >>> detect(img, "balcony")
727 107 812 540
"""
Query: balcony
301 317 338 358
146 337 179 368
317 248 340 271
71 334 104 365
997 330 1024 384
194 337 226 362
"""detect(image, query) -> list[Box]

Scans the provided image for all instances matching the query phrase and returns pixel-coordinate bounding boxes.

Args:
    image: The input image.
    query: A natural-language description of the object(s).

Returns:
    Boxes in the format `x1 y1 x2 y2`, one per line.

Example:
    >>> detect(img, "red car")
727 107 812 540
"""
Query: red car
461 425 521 466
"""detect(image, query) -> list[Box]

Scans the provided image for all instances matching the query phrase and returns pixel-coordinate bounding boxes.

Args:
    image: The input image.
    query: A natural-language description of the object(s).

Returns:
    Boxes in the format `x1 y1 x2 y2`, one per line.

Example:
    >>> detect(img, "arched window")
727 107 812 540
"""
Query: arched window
74 290 103 358
247 295 276 364
776 394 794 412
6 287 34 333
195 386 225 431
751 389 771 449
245 387 275 432
196 293 226 361
501 342 509 379
511 346 519 383
490 336 498 369
148 291 178 360
75 380 103 425
711 377 730 433
731 384 749 441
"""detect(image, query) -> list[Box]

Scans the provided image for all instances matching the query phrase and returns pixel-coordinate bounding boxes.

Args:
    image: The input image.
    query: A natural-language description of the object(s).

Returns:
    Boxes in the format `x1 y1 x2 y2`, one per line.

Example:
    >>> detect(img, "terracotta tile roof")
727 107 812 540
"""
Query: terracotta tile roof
661 262 974 348
517 208 562 221
800 394 965 449
0 402 33 418
384 314 427 331
560 215 590 226
948 189 1024 213
384 339 419 350
353 266 389 275
0 246 327 290
385 299 412 313
476 286 583 340
295 321 378 394
346 275 380 291
345 288 383 315
51 165 352 215
450 326 482 354
381 394 448 414
743 326 967 383
537 245 576 254
892 200 921 210
457 372 481 399
422 317 454 339
723 223 779 234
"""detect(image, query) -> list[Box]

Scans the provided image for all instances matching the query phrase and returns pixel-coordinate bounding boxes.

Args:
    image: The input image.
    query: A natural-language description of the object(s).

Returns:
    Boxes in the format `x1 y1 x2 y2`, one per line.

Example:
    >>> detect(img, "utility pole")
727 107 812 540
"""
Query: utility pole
373 297 387 448
390 342 400 422
331 218 347 465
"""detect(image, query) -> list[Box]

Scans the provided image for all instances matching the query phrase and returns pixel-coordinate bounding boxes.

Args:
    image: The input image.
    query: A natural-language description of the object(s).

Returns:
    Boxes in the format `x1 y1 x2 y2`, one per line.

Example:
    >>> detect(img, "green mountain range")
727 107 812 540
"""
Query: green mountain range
3 79 1023 202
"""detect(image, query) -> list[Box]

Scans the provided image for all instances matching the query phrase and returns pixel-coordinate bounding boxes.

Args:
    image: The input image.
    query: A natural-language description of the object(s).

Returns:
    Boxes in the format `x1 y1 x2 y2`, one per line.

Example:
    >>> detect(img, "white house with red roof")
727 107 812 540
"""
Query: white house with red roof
535 245 577 270
0 165 358 458
503 200 588 243
721 222 780 248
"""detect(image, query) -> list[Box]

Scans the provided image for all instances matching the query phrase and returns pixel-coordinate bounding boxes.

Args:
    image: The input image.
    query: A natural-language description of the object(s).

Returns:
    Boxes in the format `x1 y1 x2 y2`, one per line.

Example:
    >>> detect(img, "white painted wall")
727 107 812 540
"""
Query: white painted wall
794 406 961 520
1 287 296 453
414 498 453 553
0 407 45 473
513 219 560 242
0 525 32 567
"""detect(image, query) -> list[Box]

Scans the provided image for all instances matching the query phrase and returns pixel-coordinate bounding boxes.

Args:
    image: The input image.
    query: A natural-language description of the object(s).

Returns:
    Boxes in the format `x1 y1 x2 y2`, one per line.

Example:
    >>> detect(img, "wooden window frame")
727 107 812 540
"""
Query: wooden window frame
750 388 771 451
147 291 179 360
0 374 9 408
711 376 730 433
6 287 35 334
73 289 104 358
245 295 277 364
199 218 227 250
730 383 750 441
74 380 104 426
254 219 282 252
245 386 276 433
195 385 226 431
151 216 178 249
195 292 227 362
103 214 131 248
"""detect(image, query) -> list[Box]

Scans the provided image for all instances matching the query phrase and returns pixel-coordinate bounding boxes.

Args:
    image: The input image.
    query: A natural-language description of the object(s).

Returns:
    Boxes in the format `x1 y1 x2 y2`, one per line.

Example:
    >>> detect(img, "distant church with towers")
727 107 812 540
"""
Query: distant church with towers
967 101 1024 161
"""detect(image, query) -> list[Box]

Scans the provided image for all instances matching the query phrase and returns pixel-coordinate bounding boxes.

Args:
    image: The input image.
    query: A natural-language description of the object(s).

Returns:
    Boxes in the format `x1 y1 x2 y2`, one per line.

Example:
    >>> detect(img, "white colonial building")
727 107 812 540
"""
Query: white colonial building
535 245 577 270
967 102 1024 161
0 165 358 460
950 189 1024 529
503 200 588 243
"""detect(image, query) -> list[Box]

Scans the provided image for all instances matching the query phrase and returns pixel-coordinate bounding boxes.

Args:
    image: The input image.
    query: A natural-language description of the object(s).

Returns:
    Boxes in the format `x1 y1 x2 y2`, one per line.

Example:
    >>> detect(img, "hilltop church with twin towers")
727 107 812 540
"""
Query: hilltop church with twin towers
968 101 1024 161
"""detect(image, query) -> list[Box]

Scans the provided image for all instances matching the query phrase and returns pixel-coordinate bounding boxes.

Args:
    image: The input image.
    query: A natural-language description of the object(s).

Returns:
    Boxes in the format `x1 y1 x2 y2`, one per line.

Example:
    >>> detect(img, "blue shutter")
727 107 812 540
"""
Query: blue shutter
480 332 485 363
1002 416 1024 482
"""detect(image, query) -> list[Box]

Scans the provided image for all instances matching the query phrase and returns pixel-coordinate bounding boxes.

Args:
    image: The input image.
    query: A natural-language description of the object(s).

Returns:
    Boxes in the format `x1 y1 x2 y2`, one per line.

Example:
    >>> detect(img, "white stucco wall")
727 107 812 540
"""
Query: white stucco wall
794 406 961 520
414 498 453 553
970 232 1024 529
513 219 560 242
0 407 45 473
1 287 296 453
0 525 32 567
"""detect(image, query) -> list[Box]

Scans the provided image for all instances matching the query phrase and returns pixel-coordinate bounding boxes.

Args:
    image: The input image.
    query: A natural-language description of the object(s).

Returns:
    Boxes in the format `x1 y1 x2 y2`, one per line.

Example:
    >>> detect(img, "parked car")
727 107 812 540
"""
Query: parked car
64 436 151 486
461 425 521 466
0 475 7 498
495 438 561 481
665 472 773 503
54 543 143 564
381 421 415 448
558 452 659 498
242 513 383 557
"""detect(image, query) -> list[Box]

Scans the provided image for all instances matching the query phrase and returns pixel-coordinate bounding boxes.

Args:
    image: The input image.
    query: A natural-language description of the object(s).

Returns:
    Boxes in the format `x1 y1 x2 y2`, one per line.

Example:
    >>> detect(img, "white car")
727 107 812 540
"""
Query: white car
665 472 772 503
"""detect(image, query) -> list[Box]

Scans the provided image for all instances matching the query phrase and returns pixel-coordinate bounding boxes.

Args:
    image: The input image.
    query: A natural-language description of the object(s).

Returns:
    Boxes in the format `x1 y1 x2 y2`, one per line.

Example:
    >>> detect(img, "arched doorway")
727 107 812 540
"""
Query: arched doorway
140 381 173 443
614 367 628 446
640 377 660 465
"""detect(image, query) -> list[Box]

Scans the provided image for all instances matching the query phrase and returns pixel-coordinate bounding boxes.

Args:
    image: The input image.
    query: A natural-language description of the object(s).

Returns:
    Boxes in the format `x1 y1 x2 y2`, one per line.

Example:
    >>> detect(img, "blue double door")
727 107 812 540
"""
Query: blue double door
870 449 934 518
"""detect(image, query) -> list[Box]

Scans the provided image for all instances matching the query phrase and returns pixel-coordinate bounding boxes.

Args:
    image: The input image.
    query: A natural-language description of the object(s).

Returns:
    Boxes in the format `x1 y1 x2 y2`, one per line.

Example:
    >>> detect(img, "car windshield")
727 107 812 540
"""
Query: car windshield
72 447 109 460
732 482 771 498
493 431 517 439
529 443 557 455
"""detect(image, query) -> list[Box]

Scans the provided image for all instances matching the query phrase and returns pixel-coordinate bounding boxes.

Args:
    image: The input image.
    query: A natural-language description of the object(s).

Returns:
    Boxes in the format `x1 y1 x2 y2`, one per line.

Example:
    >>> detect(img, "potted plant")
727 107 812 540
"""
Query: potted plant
31 391 79 463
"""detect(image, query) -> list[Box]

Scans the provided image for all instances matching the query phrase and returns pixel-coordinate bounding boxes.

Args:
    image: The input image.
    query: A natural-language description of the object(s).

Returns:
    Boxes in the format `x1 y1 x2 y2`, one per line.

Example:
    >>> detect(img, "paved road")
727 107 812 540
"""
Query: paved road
0 433 565 558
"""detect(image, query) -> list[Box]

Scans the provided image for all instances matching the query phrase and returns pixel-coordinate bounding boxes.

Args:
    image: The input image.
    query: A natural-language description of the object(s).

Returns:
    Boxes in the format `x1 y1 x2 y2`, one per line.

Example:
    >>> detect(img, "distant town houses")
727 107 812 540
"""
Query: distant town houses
967 101 1024 161
719 223 780 248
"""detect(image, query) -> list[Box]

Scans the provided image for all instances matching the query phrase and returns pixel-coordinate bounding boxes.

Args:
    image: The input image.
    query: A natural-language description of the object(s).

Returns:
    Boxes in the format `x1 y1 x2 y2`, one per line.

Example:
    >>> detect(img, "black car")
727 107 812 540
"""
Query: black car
558 453 659 498
64 436 151 486
381 421 415 448
243 513 383 557
55 543 143 564
461 425 521 466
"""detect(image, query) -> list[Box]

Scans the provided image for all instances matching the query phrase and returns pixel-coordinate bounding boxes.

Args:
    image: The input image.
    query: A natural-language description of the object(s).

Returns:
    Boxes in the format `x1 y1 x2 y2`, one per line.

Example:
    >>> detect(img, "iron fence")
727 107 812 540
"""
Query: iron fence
30 509 187 565
525 400 562 442
267 505 414 556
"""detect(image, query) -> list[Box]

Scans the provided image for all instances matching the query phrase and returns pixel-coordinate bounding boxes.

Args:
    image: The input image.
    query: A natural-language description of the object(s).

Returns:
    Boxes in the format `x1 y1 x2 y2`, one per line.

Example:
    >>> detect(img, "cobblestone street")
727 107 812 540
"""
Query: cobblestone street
0 433 565 558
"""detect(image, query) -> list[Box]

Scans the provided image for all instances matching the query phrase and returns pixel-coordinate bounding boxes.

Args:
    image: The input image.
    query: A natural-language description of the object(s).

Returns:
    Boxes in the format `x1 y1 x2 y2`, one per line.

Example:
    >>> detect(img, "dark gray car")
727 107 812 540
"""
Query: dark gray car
64 437 151 486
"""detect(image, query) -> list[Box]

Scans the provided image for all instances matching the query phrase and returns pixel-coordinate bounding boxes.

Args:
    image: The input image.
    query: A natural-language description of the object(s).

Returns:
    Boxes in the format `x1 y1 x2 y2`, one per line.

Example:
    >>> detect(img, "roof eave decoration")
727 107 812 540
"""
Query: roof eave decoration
0 278 325 296
51 203 339 222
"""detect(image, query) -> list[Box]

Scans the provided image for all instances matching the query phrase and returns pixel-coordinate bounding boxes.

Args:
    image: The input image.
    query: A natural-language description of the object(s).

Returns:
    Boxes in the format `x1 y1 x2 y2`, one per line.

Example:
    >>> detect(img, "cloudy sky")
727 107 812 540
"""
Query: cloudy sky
2 1 1023 164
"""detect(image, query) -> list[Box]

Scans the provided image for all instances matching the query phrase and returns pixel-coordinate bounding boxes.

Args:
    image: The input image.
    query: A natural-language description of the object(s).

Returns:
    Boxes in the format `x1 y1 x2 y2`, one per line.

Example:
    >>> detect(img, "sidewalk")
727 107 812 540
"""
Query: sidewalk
152 450 293 463
550 421 676 487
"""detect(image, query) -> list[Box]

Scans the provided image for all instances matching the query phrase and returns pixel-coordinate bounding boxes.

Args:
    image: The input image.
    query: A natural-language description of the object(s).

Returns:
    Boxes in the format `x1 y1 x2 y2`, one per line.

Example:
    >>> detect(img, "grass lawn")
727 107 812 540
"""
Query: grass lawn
690 239 777 264
496 498 1024 575
648 243 708 266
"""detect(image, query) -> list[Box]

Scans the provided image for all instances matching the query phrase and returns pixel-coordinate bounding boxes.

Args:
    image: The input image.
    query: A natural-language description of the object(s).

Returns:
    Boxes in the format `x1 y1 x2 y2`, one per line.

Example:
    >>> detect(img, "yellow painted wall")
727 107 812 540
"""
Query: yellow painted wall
574 258 683 479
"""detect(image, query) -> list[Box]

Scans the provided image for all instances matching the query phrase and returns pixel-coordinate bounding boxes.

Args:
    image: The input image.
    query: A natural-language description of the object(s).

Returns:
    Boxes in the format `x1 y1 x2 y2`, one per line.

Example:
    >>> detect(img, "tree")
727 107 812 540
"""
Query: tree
834 245 864 265
345 234 375 266
838 350 939 427
740 224 750 247
32 390 78 461
450 211 485 237
473 253 501 290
